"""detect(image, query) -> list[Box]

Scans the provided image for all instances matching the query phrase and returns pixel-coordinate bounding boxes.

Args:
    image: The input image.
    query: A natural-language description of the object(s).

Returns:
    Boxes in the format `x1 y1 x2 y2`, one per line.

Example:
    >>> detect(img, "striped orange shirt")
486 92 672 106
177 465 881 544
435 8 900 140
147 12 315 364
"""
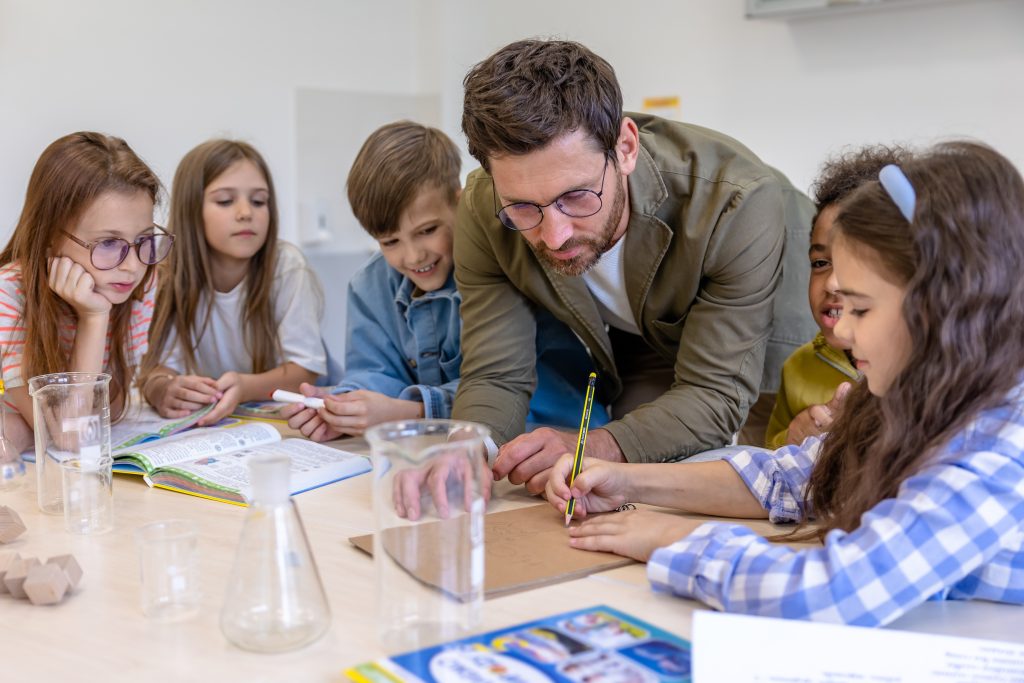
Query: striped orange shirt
0 262 155 413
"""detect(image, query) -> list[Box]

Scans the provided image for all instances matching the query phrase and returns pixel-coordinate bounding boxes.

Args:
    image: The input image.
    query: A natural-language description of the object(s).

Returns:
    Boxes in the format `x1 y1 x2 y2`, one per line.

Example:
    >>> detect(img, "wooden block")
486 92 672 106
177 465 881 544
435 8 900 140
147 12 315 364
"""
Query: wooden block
3 555 40 598
0 551 18 594
46 554 83 591
0 505 26 543
23 563 69 605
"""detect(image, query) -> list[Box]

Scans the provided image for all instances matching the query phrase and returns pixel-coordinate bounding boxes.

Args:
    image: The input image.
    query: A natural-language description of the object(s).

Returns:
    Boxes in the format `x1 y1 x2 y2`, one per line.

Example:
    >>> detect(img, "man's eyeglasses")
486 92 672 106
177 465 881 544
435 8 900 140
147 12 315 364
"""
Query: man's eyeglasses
494 154 612 232
62 226 175 270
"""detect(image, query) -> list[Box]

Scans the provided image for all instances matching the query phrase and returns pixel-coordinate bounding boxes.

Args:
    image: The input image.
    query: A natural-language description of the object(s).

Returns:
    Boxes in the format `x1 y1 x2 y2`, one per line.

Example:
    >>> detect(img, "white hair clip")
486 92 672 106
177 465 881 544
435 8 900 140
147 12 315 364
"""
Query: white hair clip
879 164 916 223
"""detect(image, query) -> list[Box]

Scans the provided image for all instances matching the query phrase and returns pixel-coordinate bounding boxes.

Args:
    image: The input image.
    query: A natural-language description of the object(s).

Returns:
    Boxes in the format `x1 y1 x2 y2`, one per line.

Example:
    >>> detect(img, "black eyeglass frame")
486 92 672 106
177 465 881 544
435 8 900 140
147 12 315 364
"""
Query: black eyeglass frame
493 153 614 232
61 225 175 271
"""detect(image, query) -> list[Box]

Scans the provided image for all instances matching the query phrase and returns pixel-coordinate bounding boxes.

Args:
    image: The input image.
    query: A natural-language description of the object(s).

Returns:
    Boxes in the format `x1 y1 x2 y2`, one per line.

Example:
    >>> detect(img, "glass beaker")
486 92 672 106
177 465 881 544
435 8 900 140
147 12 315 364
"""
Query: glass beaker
27 372 111 515
135 520 200 621
220 453 331 653
365 419 490 654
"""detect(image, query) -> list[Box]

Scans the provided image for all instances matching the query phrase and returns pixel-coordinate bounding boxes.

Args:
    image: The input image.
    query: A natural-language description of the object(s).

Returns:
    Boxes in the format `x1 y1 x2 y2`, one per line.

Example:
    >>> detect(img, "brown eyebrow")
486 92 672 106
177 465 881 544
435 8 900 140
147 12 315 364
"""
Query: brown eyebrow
496 173 602 206
809 243 829 255
836 288 870 299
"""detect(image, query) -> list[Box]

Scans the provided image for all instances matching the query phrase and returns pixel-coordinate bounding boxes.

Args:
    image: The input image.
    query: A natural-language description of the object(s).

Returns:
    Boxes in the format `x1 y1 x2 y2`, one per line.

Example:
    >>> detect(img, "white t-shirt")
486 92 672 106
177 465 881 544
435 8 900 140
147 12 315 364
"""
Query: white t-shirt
581 235 640 335
163 241 326 378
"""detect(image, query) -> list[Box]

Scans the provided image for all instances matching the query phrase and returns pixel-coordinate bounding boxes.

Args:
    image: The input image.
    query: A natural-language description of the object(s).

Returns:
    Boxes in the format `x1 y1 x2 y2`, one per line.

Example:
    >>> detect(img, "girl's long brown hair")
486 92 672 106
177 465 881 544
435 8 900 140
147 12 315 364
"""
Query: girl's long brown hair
143 140 280 378
0 132 161 419
798 142 1024 539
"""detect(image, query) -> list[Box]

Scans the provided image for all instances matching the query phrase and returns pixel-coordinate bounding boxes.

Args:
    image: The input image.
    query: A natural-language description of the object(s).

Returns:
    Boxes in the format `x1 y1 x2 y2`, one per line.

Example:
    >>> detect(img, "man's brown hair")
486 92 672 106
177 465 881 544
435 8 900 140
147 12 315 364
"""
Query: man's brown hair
462 39 623 171
347 121 461 238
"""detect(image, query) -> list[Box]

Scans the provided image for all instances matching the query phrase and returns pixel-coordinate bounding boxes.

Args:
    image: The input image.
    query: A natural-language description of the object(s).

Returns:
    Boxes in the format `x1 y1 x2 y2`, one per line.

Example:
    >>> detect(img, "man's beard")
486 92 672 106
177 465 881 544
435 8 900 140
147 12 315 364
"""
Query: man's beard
531 176 625 277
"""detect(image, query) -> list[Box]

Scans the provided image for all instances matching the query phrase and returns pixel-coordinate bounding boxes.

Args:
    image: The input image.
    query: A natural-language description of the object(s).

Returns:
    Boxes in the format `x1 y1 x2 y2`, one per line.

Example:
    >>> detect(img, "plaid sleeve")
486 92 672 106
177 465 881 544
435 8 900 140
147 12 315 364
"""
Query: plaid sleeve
724 438 821 523
648 420 1024 627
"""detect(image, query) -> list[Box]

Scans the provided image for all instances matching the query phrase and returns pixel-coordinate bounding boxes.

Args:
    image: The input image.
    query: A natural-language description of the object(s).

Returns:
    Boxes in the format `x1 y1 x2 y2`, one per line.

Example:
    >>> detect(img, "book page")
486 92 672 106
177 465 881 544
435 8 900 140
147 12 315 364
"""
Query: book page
111 404 214 451
693 611 1024 682
155 438 370 500
116 421 281 471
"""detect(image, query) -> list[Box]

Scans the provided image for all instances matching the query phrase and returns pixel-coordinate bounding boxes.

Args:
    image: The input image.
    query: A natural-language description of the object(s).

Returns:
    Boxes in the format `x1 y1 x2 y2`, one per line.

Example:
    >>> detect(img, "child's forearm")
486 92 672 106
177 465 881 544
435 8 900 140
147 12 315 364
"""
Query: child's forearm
141 364 178 408
240 362 319 403
629 460 767 519
69 312 109 374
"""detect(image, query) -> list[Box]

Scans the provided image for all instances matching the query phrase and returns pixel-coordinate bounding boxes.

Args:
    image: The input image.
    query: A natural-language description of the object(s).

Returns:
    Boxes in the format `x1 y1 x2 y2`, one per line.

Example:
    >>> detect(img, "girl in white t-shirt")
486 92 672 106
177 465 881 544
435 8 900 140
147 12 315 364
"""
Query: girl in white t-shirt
142 140 326 425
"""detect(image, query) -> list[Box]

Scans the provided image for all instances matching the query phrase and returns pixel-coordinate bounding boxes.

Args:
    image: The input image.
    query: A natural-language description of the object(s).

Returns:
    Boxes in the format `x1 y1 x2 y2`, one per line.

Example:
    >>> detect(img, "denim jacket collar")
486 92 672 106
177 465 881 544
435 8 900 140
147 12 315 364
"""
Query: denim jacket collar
393 269 460 316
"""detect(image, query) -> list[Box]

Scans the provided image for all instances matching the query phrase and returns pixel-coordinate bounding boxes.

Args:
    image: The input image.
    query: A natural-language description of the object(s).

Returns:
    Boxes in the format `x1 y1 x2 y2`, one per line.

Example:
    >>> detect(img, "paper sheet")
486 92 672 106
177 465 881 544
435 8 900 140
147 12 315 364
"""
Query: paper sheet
692 611 1024 682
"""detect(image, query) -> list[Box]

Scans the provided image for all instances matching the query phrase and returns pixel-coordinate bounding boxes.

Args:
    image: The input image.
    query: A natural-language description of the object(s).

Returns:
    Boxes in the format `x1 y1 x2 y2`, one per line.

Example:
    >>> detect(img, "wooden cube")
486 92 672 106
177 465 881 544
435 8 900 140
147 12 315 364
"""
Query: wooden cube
0 505 26 543
23 563 70 605
0 551 18 594
46 554 83 591
3 555 40 598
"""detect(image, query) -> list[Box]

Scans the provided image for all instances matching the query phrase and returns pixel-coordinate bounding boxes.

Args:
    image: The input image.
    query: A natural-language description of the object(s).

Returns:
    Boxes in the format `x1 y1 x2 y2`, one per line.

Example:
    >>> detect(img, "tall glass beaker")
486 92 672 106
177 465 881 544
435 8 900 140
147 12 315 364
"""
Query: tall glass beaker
27 372 111 515
365 419 490 654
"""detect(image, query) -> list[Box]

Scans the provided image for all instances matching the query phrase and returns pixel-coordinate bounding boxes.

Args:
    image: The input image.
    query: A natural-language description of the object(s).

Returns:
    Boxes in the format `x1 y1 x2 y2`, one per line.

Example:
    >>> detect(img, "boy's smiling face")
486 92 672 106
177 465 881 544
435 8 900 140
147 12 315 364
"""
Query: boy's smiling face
808 204 849 350
378 184 457 292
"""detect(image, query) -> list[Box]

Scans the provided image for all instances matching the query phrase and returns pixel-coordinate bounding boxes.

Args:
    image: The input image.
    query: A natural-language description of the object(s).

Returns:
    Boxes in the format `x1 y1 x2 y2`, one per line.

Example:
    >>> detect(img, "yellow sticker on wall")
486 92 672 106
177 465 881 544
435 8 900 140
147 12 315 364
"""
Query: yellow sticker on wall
641 95 682 121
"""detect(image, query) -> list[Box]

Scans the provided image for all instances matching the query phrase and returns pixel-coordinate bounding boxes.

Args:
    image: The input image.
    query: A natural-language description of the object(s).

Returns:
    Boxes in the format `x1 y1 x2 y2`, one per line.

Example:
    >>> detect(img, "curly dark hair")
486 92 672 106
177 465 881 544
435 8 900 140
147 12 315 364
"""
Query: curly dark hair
811 144 913 211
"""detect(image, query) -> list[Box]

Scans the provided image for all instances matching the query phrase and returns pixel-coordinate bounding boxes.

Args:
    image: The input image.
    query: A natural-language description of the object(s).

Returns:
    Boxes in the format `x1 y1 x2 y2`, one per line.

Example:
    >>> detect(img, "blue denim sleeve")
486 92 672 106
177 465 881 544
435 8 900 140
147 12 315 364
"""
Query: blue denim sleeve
330 278 414 398
398 378 460 419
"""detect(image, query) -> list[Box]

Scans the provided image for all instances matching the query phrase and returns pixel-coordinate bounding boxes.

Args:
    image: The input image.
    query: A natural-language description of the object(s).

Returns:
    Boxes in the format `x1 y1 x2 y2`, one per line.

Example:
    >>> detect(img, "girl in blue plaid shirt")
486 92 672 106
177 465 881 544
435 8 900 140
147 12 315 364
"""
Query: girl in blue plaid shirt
546 141 1024 626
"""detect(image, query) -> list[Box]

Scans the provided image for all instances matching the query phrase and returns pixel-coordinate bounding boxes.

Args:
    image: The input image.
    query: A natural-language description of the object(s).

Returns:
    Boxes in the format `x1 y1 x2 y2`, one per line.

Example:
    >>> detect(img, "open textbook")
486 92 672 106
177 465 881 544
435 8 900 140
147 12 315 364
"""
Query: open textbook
110 403 214 450
112 421 370 505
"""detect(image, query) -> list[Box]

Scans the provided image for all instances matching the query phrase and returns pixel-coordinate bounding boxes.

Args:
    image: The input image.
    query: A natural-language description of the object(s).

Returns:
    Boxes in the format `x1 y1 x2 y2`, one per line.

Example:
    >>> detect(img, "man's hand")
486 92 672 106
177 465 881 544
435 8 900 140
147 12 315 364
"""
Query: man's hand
47 256 111 317
567 509 705 562
784 382 851 446
493 427 624 494
392 451 492 521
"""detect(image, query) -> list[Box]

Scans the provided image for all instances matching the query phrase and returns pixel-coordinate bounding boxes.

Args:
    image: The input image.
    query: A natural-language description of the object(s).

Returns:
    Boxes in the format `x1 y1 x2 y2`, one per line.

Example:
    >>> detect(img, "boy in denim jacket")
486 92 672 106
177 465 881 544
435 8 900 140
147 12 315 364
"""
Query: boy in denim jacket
285 121 605 441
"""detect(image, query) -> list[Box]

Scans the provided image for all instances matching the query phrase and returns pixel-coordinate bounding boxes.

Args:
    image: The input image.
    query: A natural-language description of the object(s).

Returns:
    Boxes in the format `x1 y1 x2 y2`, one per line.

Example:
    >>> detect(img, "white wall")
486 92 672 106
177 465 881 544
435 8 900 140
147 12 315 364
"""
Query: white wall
0 0 437 242
433 0 1024 194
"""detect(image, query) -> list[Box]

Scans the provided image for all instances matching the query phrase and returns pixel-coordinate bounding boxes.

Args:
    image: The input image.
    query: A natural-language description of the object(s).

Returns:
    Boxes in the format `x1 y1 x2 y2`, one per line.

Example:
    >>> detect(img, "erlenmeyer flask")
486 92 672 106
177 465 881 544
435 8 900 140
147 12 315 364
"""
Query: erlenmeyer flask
220 453 331 653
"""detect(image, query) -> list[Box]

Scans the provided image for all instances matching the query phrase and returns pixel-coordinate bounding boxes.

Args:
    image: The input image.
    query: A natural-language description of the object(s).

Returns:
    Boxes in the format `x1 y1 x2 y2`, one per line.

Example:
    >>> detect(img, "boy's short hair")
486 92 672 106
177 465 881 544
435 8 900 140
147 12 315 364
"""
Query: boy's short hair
462 40 623 172
347 121 461 238
811 144 912 211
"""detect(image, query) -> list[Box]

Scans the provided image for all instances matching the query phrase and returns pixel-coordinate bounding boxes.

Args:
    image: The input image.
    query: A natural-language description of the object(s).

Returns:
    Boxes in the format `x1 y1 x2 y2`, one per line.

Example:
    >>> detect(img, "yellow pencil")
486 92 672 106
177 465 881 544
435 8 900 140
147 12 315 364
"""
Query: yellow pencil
564 372 597 527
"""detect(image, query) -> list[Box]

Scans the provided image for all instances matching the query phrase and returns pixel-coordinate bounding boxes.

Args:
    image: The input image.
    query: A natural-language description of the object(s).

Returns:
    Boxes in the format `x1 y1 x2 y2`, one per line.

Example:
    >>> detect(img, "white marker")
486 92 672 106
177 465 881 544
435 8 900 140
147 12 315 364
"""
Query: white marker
272 389 325 409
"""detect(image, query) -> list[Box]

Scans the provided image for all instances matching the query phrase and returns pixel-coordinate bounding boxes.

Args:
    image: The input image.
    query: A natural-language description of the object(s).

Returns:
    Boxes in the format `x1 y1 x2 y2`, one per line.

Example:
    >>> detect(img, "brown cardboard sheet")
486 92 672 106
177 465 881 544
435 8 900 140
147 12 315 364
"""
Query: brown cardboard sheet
349 503 635 599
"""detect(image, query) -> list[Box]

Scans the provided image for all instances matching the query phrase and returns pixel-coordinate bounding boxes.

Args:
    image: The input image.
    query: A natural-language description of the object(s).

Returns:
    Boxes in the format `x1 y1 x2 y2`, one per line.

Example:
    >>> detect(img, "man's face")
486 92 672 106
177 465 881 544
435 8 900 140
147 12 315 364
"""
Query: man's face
490 129 629 277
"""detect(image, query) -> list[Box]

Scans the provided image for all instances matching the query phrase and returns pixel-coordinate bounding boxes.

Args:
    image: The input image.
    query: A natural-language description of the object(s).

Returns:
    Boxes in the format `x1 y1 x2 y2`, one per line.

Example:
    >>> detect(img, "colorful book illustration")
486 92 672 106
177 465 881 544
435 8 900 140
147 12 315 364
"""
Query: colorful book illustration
112 421 371 505
230 400 289 422
346 605 691 683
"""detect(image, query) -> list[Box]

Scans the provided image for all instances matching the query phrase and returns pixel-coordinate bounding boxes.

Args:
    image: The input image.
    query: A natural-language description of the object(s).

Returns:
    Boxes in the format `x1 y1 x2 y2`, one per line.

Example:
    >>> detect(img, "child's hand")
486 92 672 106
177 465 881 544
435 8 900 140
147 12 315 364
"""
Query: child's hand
282 383 341 442
785 382 851 446
544 453 630 520
199 371 246 426
151 374 220 418
567 509 705 562
47 256 111 317
318 390 424 437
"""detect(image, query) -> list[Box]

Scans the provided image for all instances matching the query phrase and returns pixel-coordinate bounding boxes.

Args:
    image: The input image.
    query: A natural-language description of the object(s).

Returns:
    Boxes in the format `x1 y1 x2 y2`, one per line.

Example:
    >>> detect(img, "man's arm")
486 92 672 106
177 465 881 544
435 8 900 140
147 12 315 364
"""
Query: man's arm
450 173 538 444
606 177 787 462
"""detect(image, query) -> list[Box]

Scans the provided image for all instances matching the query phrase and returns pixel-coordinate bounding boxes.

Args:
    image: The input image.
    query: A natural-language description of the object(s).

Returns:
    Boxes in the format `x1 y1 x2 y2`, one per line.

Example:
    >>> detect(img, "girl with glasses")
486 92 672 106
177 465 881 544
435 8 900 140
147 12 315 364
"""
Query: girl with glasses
141 140 326 426
0 132 168 450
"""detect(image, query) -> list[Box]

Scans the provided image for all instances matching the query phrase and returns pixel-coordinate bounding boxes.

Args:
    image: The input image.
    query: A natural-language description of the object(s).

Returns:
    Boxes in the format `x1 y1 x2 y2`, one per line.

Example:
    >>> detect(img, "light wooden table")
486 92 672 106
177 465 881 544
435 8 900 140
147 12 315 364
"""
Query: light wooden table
1 444 1021 682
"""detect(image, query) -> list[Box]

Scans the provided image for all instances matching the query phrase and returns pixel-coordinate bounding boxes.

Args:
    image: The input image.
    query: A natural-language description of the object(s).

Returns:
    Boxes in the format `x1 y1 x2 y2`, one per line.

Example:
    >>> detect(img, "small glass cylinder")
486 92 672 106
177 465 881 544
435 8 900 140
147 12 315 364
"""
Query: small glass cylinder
61 455 113 534
365 419 490 654
135 520 200 621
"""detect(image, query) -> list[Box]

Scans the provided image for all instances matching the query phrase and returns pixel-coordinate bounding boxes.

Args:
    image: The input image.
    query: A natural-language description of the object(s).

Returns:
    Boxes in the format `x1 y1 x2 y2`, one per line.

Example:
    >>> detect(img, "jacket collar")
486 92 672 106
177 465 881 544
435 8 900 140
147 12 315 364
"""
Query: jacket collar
394 270 459 313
